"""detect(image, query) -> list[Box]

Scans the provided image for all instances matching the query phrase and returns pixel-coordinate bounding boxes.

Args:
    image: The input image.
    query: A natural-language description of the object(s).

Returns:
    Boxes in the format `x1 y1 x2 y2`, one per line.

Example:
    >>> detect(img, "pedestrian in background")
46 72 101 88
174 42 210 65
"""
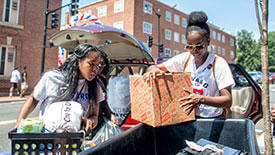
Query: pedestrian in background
20 66 28 98
9 67 21 97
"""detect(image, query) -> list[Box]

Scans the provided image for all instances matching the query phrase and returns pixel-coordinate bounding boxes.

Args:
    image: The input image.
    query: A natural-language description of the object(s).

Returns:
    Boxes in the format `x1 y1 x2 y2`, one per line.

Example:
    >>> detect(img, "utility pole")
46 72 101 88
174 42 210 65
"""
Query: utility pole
155 9 161 57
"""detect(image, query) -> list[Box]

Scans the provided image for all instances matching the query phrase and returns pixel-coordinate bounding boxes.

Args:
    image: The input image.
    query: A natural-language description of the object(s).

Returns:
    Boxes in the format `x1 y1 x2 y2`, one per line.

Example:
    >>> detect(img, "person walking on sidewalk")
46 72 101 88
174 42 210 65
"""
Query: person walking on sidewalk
9 67 21 97
20 66 28 97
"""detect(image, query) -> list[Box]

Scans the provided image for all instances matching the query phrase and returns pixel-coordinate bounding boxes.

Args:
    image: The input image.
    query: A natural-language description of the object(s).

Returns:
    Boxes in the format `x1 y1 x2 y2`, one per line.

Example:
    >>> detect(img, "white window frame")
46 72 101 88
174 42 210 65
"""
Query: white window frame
217 33 221 41
97 5 107 17
143 21 152 35
230 50 235 59
114 0 124 13
113 21 123 30
212 45 216 53
230 38 235 46
2 0 20 24
0 45 15 76
165 29 171 40
222 35 225 43
182 35 187 44
165 11 171 22
182 17 187 27
165 48 171 57
222 48 225 56
173 50 179 56
174 32 179 42
174 14 179 25
143 1 152 14
212 31 216 40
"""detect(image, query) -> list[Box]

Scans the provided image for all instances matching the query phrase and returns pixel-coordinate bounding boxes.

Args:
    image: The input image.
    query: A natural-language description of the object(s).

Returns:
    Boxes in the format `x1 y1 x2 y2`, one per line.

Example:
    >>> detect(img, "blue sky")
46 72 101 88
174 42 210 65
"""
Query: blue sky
61 0 275 39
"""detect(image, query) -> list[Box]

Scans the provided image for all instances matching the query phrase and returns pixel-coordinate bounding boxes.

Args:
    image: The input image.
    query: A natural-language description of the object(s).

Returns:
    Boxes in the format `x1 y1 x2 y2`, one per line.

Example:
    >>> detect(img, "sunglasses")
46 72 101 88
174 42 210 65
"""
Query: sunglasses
185 44 204 51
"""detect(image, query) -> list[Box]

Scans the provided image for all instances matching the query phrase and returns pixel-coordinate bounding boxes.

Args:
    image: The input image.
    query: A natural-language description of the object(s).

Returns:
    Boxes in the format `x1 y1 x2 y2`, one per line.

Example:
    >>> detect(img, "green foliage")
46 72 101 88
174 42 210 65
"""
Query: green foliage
235 30 261 71
268 32 275 71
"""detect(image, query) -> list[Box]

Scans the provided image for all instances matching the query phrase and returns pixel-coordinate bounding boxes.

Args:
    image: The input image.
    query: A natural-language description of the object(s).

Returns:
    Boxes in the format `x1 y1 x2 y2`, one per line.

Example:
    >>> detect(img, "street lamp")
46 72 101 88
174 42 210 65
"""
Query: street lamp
155 9 161 57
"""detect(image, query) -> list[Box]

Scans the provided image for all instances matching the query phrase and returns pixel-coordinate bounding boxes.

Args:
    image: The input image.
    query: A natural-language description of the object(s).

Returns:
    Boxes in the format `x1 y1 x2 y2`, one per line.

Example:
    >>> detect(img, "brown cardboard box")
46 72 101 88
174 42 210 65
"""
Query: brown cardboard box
130 73 195 127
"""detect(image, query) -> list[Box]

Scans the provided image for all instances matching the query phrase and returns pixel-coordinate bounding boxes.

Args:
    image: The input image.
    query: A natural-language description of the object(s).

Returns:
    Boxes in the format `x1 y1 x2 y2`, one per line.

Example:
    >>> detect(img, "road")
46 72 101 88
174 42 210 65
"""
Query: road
0 101 39 152
0 85 274 152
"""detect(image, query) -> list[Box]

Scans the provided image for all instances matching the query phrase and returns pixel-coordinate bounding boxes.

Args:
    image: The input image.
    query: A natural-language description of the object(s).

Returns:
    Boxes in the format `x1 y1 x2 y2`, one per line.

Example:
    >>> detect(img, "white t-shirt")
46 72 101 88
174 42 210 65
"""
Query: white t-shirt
10 70 21 83
163 52 235 117
33 70 104 118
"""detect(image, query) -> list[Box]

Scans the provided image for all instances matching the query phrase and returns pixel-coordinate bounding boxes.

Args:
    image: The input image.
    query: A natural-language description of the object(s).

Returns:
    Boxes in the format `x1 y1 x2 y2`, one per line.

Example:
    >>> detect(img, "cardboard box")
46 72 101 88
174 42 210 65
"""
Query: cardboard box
130 73 195 127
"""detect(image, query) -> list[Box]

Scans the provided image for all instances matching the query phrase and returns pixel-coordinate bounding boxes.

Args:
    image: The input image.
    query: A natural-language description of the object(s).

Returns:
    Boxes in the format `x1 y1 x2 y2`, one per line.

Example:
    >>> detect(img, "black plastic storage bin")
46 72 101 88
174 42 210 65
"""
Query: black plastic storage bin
80 119 259 155
8 131 84 154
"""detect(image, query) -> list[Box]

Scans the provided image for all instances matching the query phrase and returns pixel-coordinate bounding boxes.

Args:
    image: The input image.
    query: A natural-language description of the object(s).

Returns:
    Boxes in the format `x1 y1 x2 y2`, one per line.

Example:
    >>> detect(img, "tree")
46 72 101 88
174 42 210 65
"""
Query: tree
268 32 275 72
235 30 261 71
254 0 272 154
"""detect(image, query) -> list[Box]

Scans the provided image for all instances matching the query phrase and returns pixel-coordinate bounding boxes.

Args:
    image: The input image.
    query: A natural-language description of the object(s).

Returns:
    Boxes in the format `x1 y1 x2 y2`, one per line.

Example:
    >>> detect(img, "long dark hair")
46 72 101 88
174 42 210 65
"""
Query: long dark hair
53 43 109 104
186 11 210 39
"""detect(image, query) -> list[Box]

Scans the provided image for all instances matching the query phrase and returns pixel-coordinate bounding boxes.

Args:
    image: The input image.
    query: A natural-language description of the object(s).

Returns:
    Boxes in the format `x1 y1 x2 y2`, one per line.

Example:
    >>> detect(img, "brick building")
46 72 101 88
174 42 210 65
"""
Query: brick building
65 0 236 61
0 0 61 94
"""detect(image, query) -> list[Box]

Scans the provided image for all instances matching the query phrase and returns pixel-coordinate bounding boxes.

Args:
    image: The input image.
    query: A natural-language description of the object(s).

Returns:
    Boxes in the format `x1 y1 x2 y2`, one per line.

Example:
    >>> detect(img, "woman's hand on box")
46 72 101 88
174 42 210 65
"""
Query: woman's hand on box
178 90 205 115
144 64 167 81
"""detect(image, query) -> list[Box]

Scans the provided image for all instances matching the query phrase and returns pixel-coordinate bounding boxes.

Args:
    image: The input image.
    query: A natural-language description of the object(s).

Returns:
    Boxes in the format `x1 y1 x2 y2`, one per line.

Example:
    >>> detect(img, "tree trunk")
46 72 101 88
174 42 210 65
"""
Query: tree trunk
254 0 273 154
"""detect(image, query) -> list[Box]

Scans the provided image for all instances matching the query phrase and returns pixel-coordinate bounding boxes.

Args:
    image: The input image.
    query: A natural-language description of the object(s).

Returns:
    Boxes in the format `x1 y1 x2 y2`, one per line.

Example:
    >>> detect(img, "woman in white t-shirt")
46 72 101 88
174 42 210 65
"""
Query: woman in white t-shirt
14 43 117 134
146 11 235 118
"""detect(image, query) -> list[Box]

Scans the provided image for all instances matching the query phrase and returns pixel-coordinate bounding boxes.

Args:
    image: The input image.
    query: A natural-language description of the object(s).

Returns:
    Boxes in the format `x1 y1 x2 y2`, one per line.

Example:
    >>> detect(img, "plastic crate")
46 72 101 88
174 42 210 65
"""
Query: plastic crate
8 131 84 155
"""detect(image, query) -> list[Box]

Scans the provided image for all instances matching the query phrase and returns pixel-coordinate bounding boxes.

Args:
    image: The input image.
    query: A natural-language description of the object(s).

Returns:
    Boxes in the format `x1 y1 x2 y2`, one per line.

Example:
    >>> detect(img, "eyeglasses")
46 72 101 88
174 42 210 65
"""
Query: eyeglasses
90 63 106 70
185 44 204 51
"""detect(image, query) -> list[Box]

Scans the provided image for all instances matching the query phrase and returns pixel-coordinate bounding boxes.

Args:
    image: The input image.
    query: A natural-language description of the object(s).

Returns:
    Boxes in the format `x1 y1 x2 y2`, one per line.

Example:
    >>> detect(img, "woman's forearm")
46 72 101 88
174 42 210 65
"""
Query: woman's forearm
15 93 39 127
203 87 232 108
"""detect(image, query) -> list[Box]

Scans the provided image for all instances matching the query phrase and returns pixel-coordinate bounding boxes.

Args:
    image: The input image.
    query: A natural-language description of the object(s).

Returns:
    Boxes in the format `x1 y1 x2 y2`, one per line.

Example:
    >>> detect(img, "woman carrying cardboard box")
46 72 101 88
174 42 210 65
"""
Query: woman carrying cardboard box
146 11 235 118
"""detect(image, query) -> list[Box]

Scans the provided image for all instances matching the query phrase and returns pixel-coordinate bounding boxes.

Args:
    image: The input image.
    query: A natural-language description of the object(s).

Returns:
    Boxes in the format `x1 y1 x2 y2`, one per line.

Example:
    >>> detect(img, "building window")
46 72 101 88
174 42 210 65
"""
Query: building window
165 11 171 22
144 1 152 14
173 50 179 56
212 45 216 53
97 5 107 17
218 46 221 55
222 35 225 43
174 14 179 25
165 48 171 57
143 21 152 34
114 0 124 13
230 38 235 46
3 0 20 24
222 48 225 56
217 33 221 41
208 44 211 52
182 17 187 27
0 46 15 76
113 21 123 30
212 31 216 40
230 50 235 59
182 35 187 44
165 29 171 40
174 32 179 42
142 42 151 52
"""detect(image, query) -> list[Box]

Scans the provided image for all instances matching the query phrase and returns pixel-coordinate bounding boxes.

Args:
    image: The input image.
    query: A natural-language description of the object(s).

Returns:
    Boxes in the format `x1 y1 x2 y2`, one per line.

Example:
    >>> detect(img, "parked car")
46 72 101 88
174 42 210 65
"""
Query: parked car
269 73 275 84
248 71 262 84
50 24 262 153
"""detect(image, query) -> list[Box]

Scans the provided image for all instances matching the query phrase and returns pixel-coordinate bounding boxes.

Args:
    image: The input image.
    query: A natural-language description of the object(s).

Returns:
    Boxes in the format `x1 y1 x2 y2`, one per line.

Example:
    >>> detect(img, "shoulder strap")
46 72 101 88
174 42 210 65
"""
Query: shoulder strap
213 55 219 79
183 54 191 70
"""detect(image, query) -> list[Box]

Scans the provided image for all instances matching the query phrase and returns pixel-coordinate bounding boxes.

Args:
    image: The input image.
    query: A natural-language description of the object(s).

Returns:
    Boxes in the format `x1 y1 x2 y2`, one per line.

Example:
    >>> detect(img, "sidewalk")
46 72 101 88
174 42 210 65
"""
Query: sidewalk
0 95 28 104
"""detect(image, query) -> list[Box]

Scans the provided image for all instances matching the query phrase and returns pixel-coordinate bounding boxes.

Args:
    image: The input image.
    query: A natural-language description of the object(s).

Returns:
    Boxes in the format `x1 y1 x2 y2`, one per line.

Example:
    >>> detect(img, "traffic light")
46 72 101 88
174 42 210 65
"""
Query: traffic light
159 44 163 53
70 0 79 16
148 36 153 47
51 12 59 28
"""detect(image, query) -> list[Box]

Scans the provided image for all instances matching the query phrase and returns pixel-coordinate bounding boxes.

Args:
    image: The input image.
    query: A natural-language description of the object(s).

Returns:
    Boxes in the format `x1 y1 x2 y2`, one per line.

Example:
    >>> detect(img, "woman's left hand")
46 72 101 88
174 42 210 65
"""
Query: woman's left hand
82 116 98 134
178 92 205 114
